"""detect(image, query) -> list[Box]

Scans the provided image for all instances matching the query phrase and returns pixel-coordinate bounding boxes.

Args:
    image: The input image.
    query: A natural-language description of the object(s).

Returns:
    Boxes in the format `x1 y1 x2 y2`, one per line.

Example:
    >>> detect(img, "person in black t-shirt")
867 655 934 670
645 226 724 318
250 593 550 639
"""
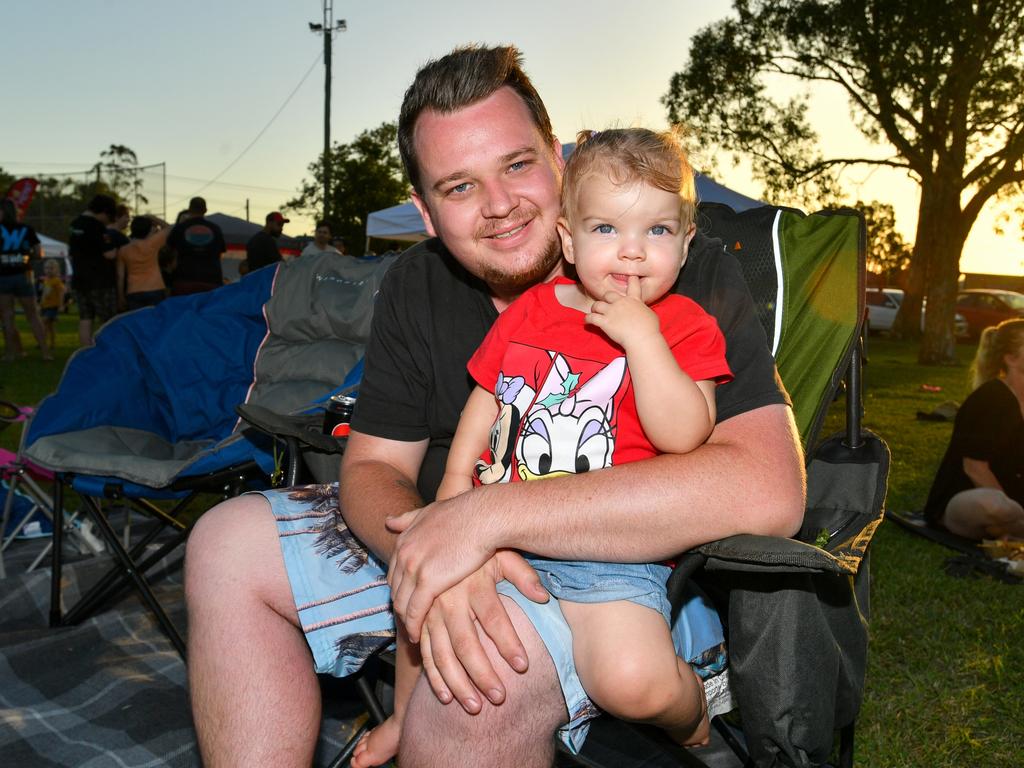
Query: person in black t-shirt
166 196 226 295
68 193 119 347
0 199 50 360
241 211 289 275
924 319 1024 539
186 45 806 767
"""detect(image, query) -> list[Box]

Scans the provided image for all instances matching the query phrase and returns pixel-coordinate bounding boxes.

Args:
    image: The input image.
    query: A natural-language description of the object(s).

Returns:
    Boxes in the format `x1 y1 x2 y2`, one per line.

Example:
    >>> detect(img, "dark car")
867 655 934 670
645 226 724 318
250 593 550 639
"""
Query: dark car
956 289 1024 339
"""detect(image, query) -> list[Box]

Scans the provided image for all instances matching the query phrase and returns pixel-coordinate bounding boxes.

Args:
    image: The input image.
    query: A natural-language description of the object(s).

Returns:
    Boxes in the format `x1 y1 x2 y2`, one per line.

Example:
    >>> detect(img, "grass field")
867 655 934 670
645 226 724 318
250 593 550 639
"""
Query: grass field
1 315 1022 766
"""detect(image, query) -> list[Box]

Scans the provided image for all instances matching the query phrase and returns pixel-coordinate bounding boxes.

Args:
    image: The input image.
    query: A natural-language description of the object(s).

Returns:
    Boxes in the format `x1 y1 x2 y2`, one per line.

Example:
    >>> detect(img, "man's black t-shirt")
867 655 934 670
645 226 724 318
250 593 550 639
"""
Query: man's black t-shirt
167 217 226 285
924 378 1024 523
350 232 789 502
68 214 116 291
246 230 282 271
0 222 40 276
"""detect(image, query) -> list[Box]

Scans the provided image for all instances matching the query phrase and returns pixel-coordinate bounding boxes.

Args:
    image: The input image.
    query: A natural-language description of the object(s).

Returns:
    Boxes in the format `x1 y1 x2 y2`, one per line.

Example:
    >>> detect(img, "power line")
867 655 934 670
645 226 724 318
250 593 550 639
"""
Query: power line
168 51 323 210
164 174 294 194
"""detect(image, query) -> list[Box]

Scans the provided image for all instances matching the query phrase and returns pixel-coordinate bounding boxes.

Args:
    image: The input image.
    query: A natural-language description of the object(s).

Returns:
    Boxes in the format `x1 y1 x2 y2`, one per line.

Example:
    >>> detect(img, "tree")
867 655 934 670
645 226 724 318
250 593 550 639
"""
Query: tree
860 200 912 284
96 144 149 209
286 122 409 254
664 0 1024 363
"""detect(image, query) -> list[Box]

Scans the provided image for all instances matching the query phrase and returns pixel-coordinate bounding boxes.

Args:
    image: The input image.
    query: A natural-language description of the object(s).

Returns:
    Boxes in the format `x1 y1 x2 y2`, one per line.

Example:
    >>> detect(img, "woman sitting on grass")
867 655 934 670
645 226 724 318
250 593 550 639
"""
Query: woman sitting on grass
924 318 1024 539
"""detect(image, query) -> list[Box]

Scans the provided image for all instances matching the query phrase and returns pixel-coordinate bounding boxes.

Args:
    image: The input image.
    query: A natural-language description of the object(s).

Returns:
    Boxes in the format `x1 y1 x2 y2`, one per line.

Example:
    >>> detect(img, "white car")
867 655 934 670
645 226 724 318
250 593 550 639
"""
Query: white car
866 288 968 337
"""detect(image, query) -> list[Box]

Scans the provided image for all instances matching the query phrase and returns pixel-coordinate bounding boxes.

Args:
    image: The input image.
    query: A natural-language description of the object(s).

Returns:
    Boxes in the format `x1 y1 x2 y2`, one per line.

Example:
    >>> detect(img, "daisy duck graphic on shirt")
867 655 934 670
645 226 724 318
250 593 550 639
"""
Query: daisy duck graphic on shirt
475 346 628 485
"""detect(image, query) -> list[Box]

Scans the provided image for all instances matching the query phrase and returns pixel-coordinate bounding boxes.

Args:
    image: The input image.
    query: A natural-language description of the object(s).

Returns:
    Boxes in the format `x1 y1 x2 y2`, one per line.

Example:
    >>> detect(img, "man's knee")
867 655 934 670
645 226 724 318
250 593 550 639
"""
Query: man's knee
185 494 282 604
399 596 566 766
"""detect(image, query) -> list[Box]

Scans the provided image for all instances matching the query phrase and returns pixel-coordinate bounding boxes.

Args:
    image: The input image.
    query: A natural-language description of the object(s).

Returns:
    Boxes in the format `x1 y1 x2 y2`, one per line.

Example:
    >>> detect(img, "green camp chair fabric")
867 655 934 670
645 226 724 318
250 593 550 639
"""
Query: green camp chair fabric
700 204 864 450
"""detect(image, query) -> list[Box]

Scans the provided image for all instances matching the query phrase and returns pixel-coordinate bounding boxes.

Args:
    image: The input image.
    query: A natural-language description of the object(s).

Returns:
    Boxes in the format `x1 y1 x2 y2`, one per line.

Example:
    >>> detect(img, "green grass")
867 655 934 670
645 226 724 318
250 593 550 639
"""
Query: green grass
2 319 1023 765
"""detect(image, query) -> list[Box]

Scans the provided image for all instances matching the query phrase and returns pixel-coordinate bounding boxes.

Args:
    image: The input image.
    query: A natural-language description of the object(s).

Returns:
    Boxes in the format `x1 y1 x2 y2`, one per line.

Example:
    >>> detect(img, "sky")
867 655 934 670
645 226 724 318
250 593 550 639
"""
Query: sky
4 0 1021 276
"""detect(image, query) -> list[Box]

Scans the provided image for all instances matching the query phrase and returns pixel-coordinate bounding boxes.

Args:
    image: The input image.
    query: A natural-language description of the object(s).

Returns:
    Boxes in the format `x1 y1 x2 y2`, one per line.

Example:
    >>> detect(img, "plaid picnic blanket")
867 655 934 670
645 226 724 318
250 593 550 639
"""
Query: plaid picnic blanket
0 545 360 767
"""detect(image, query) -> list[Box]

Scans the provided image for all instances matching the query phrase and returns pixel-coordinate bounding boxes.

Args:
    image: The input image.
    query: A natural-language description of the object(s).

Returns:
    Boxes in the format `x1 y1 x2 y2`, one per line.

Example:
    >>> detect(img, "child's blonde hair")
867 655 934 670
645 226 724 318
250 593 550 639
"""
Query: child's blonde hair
970 318 1024 391
561 127 696 229
43 258 60 275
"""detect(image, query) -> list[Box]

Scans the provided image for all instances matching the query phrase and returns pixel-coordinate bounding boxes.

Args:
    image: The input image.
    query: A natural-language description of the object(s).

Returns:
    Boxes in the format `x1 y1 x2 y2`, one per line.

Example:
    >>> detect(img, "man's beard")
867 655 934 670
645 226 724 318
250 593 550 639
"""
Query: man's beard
477 228 562 296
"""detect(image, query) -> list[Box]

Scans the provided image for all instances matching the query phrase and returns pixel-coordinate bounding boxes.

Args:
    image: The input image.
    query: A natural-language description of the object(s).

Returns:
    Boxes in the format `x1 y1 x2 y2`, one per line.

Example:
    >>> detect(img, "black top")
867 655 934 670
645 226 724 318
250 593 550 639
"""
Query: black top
350 232 789 502
924 378 1024 523
0 222 40 276
68 214 116 291
245 230 282 271
167 217 226 286
107 228 130 249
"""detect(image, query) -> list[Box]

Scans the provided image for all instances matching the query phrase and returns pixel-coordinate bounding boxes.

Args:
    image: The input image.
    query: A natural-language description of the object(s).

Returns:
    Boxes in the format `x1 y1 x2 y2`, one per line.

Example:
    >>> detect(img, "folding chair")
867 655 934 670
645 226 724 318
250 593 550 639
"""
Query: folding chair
293 202 889 768
19 267 280 657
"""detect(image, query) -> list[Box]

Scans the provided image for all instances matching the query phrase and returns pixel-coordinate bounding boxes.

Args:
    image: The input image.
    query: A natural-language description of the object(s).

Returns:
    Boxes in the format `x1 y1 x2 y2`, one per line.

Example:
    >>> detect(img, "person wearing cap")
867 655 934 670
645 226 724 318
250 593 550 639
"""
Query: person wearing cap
166 196 226 295
242 211 289 274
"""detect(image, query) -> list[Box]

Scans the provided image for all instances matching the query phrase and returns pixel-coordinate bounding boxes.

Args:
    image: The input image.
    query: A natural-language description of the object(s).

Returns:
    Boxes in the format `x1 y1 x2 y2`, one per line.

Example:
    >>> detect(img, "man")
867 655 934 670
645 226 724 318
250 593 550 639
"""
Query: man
185 45 805 767
0 198 50 360
243 211 289 272
68 194 120 346
299 220 340 259
166 196 226 295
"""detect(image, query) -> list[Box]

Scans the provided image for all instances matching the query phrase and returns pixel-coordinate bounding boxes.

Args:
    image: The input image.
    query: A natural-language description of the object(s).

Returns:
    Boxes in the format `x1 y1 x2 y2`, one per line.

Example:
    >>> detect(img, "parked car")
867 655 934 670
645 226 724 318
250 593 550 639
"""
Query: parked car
866 288 903 333
955 289 1024 339
866 288 968 337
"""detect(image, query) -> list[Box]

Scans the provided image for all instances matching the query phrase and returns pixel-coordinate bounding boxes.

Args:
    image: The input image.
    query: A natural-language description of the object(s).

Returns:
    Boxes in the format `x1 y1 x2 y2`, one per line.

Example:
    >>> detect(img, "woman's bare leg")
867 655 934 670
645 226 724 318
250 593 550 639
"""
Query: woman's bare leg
944 488 1024 539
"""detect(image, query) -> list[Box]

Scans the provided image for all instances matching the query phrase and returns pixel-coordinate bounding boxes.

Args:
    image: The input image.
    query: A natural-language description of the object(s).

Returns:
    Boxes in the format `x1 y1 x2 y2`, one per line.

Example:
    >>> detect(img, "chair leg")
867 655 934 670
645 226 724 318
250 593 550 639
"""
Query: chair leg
49 476 64 627
76 495 187 659
838 722 855 768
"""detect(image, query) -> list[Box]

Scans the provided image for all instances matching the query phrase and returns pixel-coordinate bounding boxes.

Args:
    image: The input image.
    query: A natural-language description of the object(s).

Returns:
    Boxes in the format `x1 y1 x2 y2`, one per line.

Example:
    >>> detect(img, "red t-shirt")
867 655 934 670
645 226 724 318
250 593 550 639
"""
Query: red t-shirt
467 277 731 485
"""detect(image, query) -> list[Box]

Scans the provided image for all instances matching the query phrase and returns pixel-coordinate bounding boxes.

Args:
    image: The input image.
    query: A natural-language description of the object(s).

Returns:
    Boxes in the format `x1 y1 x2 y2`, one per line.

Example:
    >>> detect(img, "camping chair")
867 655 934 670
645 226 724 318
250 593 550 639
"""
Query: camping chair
280 203 888 768
564 203 888 768
19 268 278 657
21 252 397 659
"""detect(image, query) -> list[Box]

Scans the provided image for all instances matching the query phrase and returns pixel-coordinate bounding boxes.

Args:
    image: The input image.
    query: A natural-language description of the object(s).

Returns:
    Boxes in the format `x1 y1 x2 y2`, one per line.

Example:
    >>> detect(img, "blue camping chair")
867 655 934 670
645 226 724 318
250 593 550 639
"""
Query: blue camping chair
22 251 398 658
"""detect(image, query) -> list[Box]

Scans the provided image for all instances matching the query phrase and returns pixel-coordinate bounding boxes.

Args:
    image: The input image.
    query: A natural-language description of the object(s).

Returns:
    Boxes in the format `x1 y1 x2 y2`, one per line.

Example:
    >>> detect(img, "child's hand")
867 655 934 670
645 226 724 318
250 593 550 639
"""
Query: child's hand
585 276 661 348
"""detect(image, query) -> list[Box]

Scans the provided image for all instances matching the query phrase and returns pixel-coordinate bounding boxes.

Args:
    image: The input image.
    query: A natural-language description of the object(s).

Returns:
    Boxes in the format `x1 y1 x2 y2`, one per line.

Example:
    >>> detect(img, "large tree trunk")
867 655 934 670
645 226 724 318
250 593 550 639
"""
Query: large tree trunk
913 184 969 365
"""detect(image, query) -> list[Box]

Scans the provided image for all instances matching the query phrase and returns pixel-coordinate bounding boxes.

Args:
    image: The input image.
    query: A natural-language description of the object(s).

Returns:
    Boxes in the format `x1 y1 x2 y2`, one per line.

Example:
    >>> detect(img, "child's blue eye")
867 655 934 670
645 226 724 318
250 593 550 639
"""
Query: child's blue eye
650 225 669 235
595 224 614 234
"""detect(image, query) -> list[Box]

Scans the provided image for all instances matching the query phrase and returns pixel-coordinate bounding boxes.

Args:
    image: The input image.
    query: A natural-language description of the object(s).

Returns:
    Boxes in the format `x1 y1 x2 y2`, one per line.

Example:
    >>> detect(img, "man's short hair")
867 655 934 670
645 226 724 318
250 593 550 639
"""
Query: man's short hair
130 215 154 239
87 194 118 218
188 196 208 215
397 44 555 194
315 220 330 231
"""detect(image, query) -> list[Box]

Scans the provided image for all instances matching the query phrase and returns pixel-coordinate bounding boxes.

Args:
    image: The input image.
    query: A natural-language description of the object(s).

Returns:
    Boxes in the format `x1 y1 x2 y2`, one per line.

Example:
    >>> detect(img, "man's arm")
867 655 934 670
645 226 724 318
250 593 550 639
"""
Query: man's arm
388 402 805 639
339 430 427 561
340 429 548 711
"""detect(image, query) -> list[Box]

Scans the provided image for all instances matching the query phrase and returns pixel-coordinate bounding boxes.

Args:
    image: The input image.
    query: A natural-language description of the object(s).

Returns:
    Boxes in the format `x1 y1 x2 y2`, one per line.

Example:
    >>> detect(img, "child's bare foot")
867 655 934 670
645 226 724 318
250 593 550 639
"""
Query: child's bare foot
351 715 401 768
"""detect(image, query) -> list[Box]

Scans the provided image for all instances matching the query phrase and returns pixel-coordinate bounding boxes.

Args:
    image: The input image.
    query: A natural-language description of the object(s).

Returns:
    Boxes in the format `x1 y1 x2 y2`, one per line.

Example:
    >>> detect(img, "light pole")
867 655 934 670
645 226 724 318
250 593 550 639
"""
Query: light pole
309 1 346 222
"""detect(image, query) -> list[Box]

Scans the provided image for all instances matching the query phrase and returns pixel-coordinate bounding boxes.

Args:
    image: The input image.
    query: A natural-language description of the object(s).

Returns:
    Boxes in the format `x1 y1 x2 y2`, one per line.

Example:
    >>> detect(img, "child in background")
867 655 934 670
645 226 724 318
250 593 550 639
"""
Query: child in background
39 258 65 352
353 128 733 767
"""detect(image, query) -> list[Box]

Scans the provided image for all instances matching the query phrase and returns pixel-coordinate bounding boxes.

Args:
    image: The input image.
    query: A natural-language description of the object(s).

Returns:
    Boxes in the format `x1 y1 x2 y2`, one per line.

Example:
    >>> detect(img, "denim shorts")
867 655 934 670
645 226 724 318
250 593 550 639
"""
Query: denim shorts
0 272 34 297
40 306 59 321
260 483 726 754
526 557 673 620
